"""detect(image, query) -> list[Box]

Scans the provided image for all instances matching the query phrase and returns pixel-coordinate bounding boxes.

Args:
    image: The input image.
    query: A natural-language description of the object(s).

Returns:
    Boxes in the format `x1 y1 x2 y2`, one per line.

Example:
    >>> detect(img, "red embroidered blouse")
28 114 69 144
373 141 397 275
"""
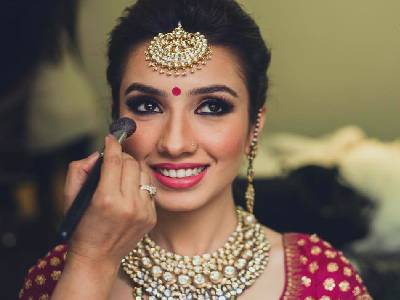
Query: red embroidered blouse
19 233 372 300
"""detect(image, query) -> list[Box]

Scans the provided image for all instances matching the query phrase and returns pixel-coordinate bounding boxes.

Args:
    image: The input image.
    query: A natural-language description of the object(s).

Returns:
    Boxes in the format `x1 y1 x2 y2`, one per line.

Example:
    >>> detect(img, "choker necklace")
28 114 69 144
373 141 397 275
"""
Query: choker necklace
121 207 271 300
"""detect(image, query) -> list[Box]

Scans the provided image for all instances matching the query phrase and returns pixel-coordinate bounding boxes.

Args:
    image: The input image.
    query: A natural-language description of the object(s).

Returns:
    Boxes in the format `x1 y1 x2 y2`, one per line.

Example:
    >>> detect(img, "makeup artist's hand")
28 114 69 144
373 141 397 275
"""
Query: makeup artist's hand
63 134 157 267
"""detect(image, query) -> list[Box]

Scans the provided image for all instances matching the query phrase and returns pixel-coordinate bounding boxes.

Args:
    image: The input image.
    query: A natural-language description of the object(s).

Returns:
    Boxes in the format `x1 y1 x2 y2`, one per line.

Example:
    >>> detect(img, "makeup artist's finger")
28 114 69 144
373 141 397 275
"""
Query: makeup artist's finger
139 171 156 206
120 152 140 197
139 170 157 221
97 135 123 194
64 151 100 210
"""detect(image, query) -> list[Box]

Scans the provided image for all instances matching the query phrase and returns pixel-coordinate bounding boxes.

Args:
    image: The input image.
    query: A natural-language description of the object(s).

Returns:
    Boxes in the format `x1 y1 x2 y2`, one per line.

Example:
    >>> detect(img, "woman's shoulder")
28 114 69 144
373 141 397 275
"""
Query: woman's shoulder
281 232 372 300
19 244 67 300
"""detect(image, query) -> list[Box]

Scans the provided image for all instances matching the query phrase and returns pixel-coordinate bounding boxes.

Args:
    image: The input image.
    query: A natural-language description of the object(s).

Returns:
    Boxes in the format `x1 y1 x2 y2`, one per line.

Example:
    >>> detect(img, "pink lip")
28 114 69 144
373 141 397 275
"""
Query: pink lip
152 163 207 170
151 163 209 189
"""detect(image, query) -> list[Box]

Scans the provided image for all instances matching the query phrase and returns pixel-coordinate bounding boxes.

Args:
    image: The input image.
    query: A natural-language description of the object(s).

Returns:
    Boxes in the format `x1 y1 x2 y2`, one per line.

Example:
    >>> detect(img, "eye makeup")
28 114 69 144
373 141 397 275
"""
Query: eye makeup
195 97 234 116
126 95 163 115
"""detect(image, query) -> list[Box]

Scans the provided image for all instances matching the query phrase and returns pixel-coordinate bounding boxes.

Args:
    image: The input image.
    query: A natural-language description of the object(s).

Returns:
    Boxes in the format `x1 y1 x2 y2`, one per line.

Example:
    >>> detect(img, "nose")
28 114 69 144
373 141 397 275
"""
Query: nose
157 112 197 157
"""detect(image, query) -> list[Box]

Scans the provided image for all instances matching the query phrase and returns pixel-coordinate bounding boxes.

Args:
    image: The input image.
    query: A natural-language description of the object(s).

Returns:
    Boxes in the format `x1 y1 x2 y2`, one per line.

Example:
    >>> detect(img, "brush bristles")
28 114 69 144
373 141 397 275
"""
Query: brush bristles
109 117 136 137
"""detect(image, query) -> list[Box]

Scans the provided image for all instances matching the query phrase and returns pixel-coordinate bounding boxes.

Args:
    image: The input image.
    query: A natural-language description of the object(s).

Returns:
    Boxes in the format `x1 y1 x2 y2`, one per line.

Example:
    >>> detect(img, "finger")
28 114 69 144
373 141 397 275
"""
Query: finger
139 171 155 201
120 152 140 197
97 135 123 194
64 152 100 210
140 171 157 221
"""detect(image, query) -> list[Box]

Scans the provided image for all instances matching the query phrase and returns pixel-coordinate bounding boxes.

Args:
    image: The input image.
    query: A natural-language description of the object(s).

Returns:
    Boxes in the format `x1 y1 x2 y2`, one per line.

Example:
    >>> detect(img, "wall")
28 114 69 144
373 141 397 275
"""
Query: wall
78 0 400 140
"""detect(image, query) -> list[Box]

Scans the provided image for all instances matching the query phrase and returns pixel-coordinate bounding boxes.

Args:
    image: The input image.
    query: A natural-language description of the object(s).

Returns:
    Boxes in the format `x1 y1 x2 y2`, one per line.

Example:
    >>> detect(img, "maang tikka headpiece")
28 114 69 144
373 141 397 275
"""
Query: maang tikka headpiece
145 22 212 77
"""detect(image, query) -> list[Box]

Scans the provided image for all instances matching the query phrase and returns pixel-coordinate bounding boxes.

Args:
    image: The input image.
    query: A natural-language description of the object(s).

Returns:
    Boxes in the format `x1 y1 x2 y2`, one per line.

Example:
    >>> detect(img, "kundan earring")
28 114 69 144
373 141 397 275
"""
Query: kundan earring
245 109 262 214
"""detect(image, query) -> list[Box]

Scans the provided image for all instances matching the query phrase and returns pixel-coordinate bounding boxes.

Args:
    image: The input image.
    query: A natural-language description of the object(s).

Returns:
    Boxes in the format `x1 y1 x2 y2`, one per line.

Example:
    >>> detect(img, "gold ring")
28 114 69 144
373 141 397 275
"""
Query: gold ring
139 185 157 198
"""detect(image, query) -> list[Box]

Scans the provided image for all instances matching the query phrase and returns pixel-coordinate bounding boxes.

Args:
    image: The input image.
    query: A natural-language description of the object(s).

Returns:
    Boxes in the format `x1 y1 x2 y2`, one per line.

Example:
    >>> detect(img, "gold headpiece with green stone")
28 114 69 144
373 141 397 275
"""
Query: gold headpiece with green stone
145 22 212 76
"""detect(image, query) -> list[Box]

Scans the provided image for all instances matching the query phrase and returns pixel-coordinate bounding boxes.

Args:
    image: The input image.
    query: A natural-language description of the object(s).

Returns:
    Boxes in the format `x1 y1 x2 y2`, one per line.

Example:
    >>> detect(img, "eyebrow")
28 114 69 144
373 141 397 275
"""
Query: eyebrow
124 83 167 97
189 85 238 98
124 83 239 98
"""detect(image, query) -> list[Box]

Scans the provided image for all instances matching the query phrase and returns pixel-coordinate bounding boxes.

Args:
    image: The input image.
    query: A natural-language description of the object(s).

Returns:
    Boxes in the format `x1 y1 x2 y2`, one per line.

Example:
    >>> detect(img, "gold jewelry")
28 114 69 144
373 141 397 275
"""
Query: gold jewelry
121 207 270 300
145 22 212 77
245 110 262 214
139 185 157 198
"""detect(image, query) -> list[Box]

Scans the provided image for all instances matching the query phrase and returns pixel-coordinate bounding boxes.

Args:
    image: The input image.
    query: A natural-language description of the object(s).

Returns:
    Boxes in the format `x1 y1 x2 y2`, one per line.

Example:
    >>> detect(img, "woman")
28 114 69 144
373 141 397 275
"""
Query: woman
19 0 371 299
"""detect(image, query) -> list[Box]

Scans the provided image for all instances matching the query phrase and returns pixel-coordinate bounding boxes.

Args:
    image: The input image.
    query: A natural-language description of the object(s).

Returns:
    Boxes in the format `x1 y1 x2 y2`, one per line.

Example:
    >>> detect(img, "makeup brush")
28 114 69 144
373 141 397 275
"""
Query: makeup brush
57 117 136 242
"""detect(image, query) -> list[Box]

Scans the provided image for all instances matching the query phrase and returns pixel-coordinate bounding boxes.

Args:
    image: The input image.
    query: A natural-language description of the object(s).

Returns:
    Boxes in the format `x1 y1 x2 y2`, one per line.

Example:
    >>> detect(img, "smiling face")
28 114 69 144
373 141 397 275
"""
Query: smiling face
118 42 264 212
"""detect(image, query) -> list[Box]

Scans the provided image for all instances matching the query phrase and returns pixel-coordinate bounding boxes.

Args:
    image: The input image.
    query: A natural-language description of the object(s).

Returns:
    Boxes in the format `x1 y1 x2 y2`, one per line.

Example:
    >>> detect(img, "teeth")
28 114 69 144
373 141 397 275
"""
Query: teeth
157 167 206 178
177 169 186 178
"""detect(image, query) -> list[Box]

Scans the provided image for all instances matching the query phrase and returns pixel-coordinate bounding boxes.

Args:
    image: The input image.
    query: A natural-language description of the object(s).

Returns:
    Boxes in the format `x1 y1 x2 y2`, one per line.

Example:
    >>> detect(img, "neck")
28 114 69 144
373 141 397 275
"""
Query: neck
150 188 237 256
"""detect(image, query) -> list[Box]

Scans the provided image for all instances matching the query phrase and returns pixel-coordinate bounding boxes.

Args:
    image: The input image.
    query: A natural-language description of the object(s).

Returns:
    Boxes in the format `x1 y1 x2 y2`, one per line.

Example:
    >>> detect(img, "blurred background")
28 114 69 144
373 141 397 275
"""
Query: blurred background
1 0 399 299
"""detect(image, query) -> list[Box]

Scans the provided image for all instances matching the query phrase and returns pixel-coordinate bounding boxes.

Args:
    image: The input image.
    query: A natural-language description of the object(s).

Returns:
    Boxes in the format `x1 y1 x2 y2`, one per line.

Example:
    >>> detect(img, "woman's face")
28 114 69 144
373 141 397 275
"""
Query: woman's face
119 43 264 212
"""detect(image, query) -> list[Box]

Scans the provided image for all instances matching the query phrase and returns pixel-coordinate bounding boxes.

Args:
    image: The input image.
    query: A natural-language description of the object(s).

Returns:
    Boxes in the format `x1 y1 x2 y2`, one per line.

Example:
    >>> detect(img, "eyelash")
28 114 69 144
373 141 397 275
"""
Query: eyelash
125 96 234 116
126 96 162 115
196 98 234 115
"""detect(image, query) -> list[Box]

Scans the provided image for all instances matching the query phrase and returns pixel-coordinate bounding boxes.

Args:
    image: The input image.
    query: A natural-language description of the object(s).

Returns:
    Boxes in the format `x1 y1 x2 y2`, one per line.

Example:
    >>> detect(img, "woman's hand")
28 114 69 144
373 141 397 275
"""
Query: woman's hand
63 134 157 267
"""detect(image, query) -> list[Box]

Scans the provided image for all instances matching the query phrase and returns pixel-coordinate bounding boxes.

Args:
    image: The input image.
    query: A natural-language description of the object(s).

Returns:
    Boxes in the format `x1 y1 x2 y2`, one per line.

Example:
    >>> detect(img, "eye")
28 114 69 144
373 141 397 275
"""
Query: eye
126 96 162 114
195 98 234 115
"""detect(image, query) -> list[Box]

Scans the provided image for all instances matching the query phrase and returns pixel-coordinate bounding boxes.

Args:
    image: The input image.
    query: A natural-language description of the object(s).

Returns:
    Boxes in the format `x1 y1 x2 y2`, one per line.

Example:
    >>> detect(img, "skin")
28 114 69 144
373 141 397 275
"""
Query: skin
51 43 285 300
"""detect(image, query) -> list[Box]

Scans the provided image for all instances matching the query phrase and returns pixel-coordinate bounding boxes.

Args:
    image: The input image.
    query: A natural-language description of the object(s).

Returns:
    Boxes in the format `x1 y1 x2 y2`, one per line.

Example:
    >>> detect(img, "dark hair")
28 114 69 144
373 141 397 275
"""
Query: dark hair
107 0 271 124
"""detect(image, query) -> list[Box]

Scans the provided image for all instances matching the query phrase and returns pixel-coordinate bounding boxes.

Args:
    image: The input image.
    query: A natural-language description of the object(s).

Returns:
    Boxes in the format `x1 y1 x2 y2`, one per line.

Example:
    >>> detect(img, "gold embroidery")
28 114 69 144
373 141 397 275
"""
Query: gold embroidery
353 286 361 296
35 274 46 286
24 279 32 289
319 296 331 300
323 278 336 291
39 294 49 300
322 241 332 248
343 266 352 277
297 239 306 246
308 261 319 274
54 245 65 252
50 257 61 267
310 246 321 255
51 270 62 281
309 234 320 243
339 280 350 292
281 233 304 300
327 262 339 272
301 276 312 287
38 260 47 269
324 249 337 259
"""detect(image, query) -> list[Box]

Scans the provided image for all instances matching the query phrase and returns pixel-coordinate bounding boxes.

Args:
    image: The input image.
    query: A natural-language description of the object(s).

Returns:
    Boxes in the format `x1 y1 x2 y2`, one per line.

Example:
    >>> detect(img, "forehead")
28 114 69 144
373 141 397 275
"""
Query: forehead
119 43 248 98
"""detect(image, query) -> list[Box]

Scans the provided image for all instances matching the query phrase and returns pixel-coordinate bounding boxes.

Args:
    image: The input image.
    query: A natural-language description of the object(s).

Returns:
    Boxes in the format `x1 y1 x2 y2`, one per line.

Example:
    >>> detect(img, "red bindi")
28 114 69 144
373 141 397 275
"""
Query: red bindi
172 87 182 96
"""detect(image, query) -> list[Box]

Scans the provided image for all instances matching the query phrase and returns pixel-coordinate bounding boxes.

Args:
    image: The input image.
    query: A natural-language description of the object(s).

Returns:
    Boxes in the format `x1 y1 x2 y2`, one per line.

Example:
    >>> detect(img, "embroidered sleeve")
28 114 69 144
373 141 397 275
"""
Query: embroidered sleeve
18 244 67 300
295 233 372 300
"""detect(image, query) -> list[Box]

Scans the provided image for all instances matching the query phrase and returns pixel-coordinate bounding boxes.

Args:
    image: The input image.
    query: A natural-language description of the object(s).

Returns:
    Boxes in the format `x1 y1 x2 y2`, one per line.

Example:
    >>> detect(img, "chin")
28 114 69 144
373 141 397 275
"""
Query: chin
154 191 210 213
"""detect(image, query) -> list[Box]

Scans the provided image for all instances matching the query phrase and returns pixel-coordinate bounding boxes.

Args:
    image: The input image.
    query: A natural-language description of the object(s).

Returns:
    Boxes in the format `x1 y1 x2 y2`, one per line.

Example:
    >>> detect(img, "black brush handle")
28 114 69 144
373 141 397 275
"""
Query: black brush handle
57 154 103 242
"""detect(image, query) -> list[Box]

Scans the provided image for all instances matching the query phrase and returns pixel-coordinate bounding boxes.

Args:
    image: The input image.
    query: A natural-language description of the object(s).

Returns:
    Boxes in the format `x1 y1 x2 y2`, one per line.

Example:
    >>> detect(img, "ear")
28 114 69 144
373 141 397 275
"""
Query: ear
245 106 267 155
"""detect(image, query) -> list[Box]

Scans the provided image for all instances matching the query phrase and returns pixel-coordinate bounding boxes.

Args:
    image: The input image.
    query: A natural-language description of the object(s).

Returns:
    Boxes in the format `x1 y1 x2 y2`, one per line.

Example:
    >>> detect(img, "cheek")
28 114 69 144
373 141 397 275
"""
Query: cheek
198 120 247 162
122 125 158 159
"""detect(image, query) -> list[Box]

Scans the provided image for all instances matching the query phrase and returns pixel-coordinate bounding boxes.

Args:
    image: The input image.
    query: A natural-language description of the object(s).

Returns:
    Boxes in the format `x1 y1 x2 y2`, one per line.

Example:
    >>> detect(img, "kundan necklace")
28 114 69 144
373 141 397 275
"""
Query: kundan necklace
121 207 271 300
